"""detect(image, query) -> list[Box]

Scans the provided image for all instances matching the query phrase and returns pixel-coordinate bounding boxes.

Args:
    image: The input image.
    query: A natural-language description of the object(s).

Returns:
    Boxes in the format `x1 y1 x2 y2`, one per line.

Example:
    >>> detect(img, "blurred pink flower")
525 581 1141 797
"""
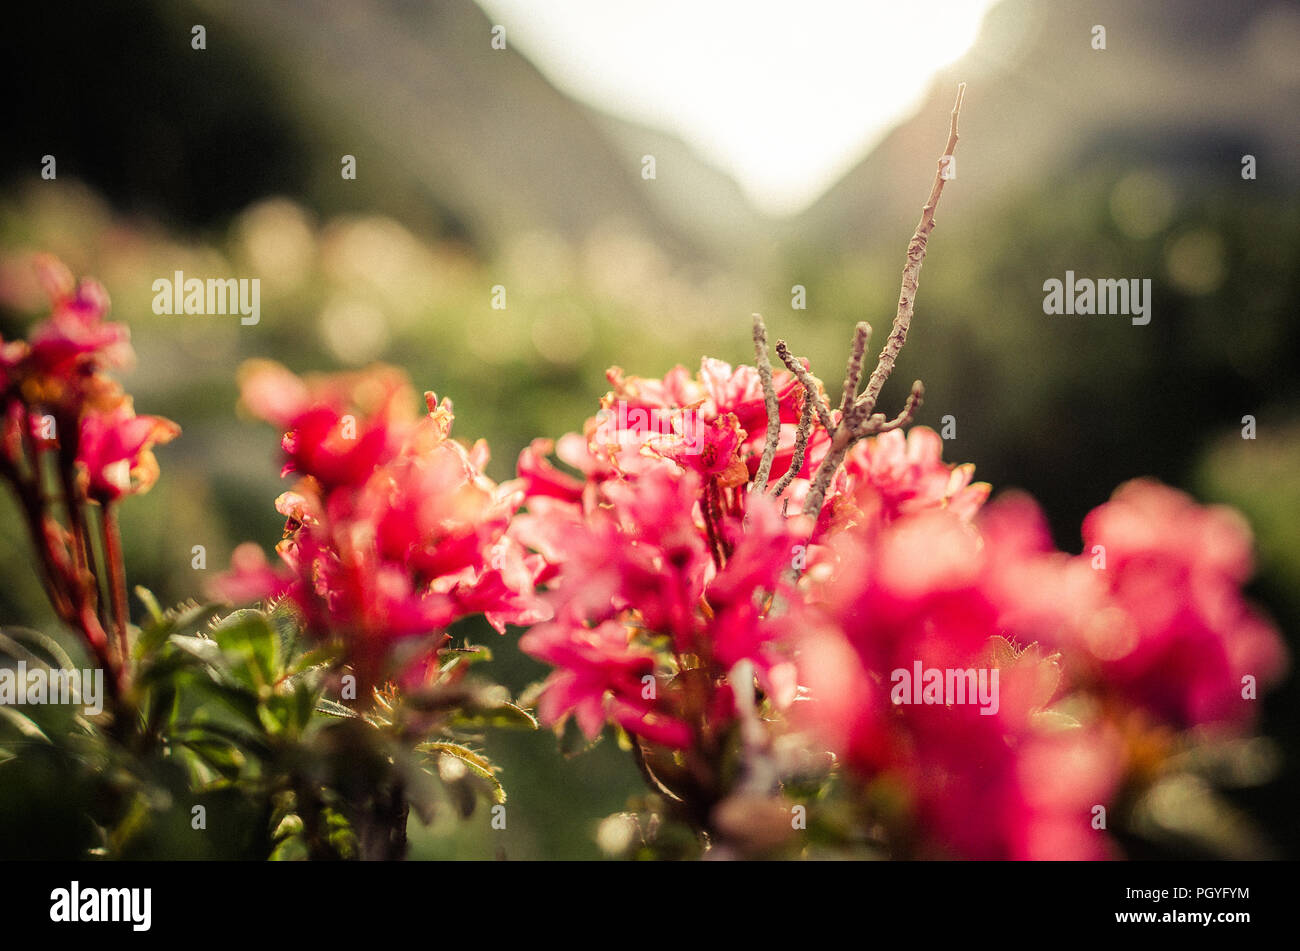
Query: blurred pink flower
25 255 131 376
1078 479 1288 728
76 400 180 502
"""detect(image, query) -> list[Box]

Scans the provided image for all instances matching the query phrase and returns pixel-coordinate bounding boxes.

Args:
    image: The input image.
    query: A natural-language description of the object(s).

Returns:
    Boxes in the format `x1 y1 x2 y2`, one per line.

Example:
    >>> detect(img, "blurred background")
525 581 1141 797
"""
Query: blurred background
1 0 1297 858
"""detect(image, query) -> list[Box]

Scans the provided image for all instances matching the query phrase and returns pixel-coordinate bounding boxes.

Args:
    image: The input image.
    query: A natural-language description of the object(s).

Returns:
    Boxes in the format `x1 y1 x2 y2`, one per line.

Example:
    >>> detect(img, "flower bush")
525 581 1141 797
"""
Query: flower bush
0 262 540 860
0 86 1287 860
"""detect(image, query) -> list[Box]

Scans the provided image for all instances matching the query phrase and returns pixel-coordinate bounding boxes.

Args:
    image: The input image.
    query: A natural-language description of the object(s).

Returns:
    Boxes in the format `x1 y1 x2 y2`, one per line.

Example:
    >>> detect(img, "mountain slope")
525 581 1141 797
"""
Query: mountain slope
794 0 1300 252
191 0 763 269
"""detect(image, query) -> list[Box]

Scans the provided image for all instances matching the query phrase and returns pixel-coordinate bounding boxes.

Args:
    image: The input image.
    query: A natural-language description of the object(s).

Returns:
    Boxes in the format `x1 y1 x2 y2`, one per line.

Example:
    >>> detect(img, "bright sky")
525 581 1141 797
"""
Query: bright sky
474 0 998 216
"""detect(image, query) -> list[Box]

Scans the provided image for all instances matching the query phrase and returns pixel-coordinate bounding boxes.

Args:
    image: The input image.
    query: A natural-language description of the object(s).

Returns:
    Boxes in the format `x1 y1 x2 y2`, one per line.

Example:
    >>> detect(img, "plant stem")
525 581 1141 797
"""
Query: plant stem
102 503 131 678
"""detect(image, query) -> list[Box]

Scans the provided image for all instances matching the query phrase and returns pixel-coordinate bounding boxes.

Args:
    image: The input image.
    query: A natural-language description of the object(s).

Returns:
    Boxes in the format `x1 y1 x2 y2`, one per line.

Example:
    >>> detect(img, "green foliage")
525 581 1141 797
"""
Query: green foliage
0 590 535 860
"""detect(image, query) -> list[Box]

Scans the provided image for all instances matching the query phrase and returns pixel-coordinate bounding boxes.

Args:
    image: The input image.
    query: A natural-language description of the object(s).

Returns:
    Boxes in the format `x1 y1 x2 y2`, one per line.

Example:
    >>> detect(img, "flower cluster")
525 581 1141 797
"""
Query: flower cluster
513 361 813 749
0 251 1288 862
214 360 546 692
498 81 1291 856
509 352 1287 858
512 360 989 750
976 483 1289 725
0 255 178 693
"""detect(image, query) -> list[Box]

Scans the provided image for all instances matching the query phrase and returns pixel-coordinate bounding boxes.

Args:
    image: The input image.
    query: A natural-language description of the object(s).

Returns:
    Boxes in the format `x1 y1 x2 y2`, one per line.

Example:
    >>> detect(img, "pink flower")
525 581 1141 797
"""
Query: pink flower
977 491 1111 652
509 359 850 752
704 493 806 703
1 257 135 434
516 434 805 746
796 500 1127 859
809 509 997 675
520 619 691 747
698 357 804 447
1078 479 1287 728
821 426 990 536
76 400 180 502
654 412 750 487
798 571 1123 859
25 255 131 377
580 359 805 484
559 468 712 649
237 359 415 491
516 437 586 503
208 542 293 604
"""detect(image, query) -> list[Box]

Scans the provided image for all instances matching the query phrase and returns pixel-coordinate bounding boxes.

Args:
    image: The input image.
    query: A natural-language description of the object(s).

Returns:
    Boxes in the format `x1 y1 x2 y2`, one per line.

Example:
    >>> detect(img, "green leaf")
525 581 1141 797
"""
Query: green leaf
0 705 51 743
132 589 176 661
315 698 359 719
450 701 538 731
182 679 264 732
210 611 281 689
172 721 272 761
289 644 341 675
134 586 166 627
417 741 506 804
0 626 74 670
170 602 224 637
167 635 228 680
266 600 304 662
174 736 247 781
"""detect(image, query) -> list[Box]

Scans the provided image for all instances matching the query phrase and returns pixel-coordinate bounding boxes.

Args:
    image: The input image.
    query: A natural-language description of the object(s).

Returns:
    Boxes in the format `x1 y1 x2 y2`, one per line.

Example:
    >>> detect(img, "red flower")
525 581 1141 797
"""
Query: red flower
516 437 586 503
653 412 749 487
516 429 805 745
2 255 135 434
208 541 293 604
796 512 1125 859
237 359 414 491
520 619 691 747
215 363 542 692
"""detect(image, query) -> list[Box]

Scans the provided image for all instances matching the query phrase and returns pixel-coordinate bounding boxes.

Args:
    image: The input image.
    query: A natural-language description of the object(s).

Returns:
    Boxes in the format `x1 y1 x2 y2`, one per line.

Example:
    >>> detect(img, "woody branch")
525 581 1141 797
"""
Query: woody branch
768 82 965 519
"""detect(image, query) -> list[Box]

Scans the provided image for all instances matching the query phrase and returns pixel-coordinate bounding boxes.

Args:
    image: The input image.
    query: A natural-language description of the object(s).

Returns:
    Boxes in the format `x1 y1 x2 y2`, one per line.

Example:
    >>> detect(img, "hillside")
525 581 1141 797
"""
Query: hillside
793 0 1300 251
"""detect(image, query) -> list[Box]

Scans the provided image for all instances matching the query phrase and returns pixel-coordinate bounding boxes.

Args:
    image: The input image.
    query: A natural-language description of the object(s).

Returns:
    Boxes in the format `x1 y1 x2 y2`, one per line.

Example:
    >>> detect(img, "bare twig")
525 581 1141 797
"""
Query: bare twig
868 379 924 435
839 322 872 416
770 395 814 499
800 444 847 518
751 313 781 493
799 83 966 519
857 82 964 418
774 341 835 434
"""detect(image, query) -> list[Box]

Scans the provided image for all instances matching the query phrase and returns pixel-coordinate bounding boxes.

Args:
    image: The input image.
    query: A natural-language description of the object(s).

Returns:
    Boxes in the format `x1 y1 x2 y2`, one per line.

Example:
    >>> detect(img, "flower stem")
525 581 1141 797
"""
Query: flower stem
102 503 131 678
